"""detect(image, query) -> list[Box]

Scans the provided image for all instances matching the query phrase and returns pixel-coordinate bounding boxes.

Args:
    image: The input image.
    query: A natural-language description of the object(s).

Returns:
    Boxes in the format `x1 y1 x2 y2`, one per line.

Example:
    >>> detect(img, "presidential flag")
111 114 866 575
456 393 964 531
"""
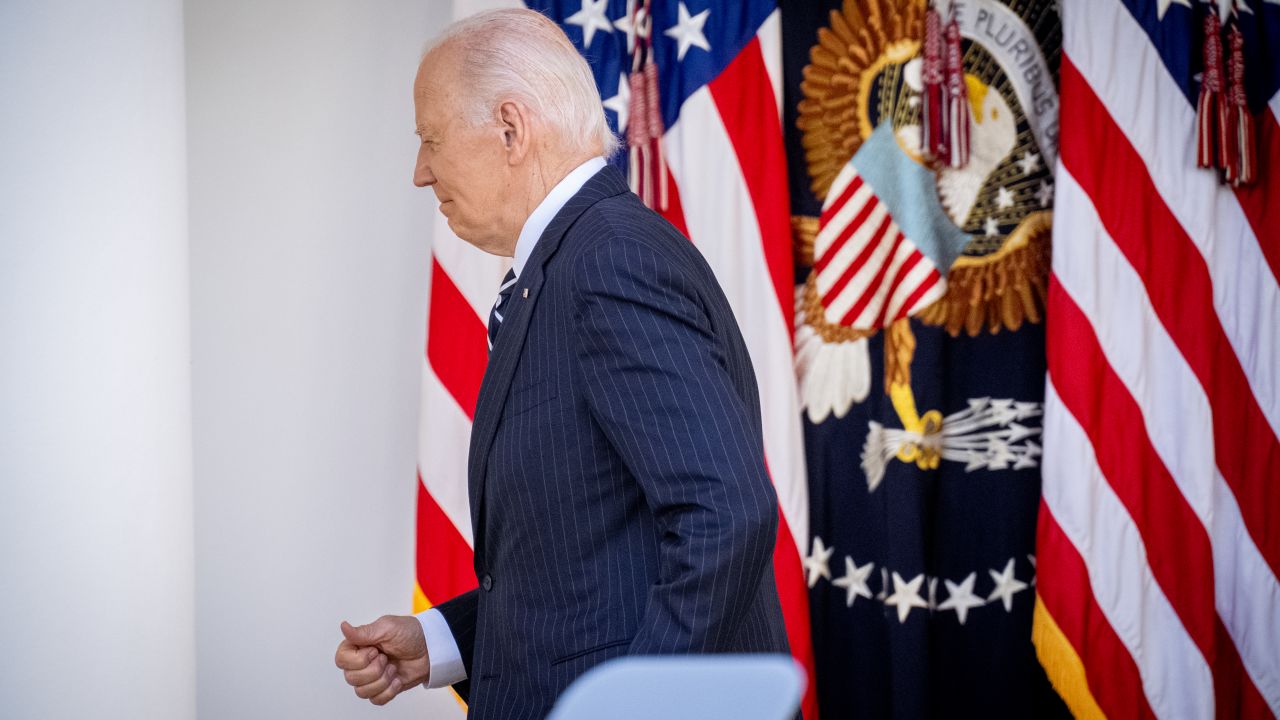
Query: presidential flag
1034 0 1280 717
782 0 1068 716
412 1 817 716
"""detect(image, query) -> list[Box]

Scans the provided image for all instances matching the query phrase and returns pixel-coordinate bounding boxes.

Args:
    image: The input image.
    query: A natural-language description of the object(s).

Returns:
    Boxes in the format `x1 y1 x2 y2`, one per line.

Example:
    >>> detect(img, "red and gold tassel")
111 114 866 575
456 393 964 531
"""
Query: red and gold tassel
1196 8 1223 169
922 1 945 163
943 11 970 168
625 1 667 210
627 67 649 200
1224 22 1255 186
643 59 667 208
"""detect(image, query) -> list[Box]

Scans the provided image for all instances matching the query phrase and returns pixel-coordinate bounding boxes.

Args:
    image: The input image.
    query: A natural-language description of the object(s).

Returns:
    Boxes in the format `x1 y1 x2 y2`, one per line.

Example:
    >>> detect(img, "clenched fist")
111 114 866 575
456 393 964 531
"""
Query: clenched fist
335 616 432 706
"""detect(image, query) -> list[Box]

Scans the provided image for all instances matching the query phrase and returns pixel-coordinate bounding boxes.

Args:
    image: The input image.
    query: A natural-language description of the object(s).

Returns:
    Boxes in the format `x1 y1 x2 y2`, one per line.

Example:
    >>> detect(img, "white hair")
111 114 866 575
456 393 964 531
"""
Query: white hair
426 8 619 158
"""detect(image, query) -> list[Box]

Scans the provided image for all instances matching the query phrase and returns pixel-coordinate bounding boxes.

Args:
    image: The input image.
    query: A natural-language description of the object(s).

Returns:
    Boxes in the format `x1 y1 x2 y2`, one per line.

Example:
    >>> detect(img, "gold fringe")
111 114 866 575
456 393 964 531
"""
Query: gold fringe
918 212 1052 337
412 580 432 614
800 274 880 344
1033 594 1108 720
793 214 819 268
798 0 926 199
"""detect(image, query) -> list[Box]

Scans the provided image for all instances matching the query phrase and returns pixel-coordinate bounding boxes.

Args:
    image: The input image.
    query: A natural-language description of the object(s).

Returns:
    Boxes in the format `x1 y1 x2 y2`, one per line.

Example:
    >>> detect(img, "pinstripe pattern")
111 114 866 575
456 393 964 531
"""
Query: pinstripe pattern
435 166 791 719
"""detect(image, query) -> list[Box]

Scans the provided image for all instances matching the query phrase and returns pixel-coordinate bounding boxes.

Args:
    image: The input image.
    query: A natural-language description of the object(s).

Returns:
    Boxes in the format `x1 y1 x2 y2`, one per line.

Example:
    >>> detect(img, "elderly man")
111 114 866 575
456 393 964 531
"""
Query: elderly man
334 8 790 718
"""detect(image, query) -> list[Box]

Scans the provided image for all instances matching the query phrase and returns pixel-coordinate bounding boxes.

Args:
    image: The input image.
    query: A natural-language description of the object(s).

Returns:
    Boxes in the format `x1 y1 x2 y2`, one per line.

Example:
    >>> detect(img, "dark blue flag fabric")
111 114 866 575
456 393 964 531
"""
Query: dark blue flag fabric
779 0 1070 716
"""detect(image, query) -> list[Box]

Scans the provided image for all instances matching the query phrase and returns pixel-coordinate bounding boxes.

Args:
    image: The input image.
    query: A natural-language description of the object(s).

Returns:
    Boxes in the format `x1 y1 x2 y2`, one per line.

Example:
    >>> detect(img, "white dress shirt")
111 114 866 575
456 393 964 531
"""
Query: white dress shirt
416 155 606 690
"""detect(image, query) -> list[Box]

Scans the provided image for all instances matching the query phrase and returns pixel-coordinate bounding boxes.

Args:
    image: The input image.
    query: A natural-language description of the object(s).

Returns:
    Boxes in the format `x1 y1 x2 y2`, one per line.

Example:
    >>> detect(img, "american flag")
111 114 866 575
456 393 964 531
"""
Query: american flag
811 124 969 333
412 1 817 717
1035 0 1280 717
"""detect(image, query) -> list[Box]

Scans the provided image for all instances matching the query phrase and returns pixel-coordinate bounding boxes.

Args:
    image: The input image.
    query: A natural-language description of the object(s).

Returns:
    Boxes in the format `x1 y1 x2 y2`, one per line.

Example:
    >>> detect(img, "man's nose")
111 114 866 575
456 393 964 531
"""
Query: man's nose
413 147 434 188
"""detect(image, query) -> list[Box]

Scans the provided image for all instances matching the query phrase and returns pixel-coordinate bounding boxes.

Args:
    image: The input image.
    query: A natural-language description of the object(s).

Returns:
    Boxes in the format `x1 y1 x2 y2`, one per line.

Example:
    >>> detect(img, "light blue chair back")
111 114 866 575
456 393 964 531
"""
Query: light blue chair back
546 654 805 720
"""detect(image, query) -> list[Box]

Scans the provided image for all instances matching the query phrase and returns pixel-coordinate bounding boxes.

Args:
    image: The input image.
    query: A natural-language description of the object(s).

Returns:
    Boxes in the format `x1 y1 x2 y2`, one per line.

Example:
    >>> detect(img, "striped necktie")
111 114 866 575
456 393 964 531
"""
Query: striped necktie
487 268 517 352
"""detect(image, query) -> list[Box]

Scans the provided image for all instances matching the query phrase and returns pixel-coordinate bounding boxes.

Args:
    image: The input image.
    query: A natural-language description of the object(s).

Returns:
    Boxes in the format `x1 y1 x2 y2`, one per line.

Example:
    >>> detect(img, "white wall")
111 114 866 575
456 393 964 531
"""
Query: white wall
0 1 196 719
184 0 463 718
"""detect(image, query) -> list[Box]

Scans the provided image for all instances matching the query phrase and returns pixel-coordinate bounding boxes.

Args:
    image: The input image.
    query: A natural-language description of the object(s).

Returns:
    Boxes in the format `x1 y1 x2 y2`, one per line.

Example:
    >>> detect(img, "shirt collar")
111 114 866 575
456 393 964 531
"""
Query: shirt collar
512 156 607 277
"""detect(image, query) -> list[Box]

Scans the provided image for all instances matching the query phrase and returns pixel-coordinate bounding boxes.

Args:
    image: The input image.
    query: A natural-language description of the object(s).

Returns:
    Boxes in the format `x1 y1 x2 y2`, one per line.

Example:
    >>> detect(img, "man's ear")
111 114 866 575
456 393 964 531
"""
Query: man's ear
497 100 531 164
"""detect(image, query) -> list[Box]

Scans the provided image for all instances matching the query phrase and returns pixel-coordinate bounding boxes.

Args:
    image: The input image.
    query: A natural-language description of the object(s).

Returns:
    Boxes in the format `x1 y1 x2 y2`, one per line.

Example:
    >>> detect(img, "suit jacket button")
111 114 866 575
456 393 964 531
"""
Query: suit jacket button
481 574 493 591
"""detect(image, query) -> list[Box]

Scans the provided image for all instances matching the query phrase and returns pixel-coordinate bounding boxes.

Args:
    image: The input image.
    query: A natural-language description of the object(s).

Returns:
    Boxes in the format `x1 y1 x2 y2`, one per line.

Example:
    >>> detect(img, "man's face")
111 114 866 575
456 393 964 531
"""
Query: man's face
413 46 513 253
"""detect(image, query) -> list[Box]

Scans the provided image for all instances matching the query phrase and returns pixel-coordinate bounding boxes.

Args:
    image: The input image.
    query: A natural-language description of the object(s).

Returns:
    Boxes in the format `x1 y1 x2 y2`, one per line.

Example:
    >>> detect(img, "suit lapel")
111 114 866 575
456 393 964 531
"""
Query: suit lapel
467 165 631 557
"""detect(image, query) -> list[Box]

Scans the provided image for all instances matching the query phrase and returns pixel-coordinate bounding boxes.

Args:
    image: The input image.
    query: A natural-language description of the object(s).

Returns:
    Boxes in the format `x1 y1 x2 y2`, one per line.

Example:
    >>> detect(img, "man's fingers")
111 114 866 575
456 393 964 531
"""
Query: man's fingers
354 676 387 700
336 615 424 702
354 662 397 700
333 640 367 670
369 675 403 706
334 639 380 670
344 652 388 686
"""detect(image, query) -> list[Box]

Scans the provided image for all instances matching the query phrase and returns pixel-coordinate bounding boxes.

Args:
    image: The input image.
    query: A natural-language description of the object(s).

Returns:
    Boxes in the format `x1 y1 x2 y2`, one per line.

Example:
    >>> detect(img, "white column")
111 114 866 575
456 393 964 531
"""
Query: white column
0 2 195 719
184 0 463 716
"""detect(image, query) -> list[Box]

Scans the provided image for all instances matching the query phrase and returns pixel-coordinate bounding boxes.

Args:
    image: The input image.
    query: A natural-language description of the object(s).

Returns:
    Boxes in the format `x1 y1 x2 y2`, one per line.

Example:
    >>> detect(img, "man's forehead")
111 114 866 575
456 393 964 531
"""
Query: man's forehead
413 64 441 115
416 42 460 91
415 49 465 128
413 81 438 105
413 82 447 132
413 64 440 102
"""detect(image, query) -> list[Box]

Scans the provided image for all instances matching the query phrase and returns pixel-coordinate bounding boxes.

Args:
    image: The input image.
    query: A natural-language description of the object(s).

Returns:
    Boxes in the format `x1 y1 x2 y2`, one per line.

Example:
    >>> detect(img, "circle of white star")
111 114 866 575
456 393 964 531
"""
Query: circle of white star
803 536 834 588
884 571 929 623
1017 151 1041 176
937 572 986 625
987 557 1029 612
984 216 1000 237
831 556 875 607
995 185 1015 210
1035 180 1054 208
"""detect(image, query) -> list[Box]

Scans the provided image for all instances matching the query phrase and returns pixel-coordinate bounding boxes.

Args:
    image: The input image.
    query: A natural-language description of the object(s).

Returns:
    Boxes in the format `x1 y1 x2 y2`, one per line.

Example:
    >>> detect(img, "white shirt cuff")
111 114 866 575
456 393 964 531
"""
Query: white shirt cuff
416 608 467 689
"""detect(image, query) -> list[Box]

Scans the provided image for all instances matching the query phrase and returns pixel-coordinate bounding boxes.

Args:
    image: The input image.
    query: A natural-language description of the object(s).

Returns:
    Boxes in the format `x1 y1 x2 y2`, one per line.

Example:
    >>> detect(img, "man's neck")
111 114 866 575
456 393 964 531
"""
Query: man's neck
510 155 606 276
522 152 595 220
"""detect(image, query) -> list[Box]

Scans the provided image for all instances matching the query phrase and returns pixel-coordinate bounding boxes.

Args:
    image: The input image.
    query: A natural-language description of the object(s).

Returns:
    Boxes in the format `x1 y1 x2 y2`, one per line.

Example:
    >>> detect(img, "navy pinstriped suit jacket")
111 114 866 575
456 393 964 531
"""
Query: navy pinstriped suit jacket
435 165 791 719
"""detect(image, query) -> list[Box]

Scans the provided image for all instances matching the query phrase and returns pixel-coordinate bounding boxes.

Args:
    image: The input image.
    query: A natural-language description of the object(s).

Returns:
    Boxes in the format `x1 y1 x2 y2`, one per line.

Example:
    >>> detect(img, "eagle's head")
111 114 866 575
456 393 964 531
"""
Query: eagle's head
897 59 1017 228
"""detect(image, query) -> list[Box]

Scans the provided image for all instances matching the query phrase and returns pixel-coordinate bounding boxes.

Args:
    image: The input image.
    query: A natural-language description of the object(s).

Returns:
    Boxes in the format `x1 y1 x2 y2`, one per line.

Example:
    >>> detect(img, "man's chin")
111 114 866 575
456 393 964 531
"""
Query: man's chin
446 220 486 251
438 216 507 257
443 214 465 238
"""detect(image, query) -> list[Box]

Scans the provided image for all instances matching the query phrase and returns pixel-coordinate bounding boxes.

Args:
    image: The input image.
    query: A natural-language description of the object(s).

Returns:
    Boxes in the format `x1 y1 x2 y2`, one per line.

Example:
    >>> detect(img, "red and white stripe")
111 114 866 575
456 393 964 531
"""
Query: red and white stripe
658 12 817 718
416 220 506 608
414 5 817 718
1037 0 1280 717
812 167 944 330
